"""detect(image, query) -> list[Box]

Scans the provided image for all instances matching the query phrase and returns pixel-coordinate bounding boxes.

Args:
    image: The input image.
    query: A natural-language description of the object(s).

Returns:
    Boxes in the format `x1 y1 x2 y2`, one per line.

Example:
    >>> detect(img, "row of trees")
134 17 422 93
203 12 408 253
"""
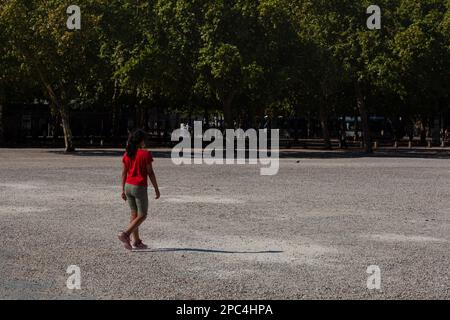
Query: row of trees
0 0 449 152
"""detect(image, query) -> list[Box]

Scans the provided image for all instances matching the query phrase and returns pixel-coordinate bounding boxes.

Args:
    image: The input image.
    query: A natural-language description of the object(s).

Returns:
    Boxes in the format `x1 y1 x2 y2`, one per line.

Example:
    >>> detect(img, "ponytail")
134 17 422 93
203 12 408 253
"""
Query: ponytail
126 129 147 158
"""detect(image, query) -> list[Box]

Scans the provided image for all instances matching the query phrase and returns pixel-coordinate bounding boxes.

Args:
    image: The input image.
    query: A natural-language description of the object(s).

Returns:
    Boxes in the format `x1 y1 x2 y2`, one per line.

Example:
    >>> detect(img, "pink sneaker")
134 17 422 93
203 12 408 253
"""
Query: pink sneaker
132 240 148 250
118 232 132 250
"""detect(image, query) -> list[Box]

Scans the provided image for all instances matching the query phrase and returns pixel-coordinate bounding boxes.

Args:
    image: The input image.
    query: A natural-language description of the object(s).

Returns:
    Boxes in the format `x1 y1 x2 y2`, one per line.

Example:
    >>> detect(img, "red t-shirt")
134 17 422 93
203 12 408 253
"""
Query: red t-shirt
122 149 154 187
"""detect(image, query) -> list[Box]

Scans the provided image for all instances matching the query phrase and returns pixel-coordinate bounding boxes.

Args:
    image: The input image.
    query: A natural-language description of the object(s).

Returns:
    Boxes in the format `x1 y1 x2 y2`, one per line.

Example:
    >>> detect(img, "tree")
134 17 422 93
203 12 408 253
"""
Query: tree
290 0 350 149
1 0 448 149
0 21 8 145
388 0 450 142
0 0 105 151
0 13 36 146
296 0 398 153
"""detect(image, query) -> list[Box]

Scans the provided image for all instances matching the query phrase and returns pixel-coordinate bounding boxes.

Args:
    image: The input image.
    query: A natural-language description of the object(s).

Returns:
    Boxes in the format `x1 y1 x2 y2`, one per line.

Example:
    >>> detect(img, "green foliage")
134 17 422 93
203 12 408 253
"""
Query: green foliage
0 0 448 131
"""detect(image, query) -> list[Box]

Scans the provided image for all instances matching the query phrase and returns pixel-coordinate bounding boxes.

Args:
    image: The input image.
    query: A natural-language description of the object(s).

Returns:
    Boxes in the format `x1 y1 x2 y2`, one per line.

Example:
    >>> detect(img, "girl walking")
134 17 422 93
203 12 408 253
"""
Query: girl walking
118 129 160 250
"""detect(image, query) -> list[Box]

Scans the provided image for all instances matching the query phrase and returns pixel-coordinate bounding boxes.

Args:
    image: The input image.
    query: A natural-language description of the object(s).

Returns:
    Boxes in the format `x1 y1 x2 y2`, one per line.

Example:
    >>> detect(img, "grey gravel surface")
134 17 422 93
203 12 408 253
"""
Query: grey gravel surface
0 148 448 299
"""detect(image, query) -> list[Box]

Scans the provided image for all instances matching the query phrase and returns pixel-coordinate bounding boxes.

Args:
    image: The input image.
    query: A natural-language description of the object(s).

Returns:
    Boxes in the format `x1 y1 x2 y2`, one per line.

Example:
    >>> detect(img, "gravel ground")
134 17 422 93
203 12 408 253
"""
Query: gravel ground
0 148 448 300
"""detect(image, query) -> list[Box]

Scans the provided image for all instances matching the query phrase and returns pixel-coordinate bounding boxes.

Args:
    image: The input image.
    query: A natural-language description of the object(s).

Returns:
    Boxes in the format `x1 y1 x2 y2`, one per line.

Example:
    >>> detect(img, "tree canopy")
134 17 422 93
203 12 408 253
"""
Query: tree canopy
0 0 448 151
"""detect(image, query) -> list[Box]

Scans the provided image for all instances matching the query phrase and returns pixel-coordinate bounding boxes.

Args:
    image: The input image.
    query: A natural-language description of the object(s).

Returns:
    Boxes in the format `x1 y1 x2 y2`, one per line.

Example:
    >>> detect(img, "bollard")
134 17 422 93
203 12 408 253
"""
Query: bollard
394 141 398 149
408 141 412 149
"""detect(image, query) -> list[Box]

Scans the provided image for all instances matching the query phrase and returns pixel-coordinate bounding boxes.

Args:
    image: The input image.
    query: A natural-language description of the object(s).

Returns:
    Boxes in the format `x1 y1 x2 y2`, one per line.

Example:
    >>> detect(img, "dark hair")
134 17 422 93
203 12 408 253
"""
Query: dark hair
126 129 147 158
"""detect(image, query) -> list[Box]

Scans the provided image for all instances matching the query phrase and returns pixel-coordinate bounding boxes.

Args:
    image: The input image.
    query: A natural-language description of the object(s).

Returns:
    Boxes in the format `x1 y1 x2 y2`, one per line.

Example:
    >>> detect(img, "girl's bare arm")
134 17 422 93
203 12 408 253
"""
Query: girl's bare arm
121 163 128 200
147 163 160 199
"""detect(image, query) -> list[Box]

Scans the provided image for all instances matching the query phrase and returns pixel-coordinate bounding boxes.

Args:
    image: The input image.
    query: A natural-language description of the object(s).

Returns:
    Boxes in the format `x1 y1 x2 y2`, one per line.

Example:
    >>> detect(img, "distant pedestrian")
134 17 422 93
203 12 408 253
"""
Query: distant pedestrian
118 129 160 250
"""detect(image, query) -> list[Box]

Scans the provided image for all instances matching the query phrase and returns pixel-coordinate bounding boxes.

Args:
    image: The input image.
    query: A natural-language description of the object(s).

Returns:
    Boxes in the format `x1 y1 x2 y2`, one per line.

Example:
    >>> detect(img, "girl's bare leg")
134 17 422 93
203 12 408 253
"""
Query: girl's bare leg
125 215 146 237
129 212 139 243
134 227 140 243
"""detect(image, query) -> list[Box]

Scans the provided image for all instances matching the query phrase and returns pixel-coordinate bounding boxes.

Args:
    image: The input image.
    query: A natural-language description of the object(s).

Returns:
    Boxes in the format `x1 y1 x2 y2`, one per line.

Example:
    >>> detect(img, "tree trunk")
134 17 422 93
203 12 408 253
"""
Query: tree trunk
355 82 372 153
0 103 4 146
53 114 59 142
419 118 427 145
60 108 75 152
319 104 331 149
111 80 120 145
223 101 233 129
36 69 75 152
111 102 119 145
339 116 347 149
144 105 150 132
222 92 236 129
204 106 209 129
136 104 146 129
0 85 5 145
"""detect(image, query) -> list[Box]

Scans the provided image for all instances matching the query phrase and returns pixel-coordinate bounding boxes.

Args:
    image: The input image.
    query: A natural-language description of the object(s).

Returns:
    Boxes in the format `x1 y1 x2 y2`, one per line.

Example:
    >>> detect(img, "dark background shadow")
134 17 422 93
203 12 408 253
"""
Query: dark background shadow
278 150 450 159
48 148 450 159
48 150 173 158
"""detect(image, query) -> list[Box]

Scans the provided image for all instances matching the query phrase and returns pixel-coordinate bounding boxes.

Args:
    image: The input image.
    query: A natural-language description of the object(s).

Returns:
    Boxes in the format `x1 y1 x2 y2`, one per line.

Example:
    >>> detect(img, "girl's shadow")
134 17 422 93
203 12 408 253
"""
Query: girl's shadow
132 247 283 254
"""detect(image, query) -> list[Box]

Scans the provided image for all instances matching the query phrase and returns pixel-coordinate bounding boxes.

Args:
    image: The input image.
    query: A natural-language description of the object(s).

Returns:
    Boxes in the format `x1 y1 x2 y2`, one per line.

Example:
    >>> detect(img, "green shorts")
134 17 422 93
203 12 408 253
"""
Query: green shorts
124 183 148 216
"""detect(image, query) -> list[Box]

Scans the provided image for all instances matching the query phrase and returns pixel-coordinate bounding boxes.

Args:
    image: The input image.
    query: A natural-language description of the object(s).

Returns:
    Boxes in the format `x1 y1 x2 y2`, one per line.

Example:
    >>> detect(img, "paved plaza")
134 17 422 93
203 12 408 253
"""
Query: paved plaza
0 148 448 299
